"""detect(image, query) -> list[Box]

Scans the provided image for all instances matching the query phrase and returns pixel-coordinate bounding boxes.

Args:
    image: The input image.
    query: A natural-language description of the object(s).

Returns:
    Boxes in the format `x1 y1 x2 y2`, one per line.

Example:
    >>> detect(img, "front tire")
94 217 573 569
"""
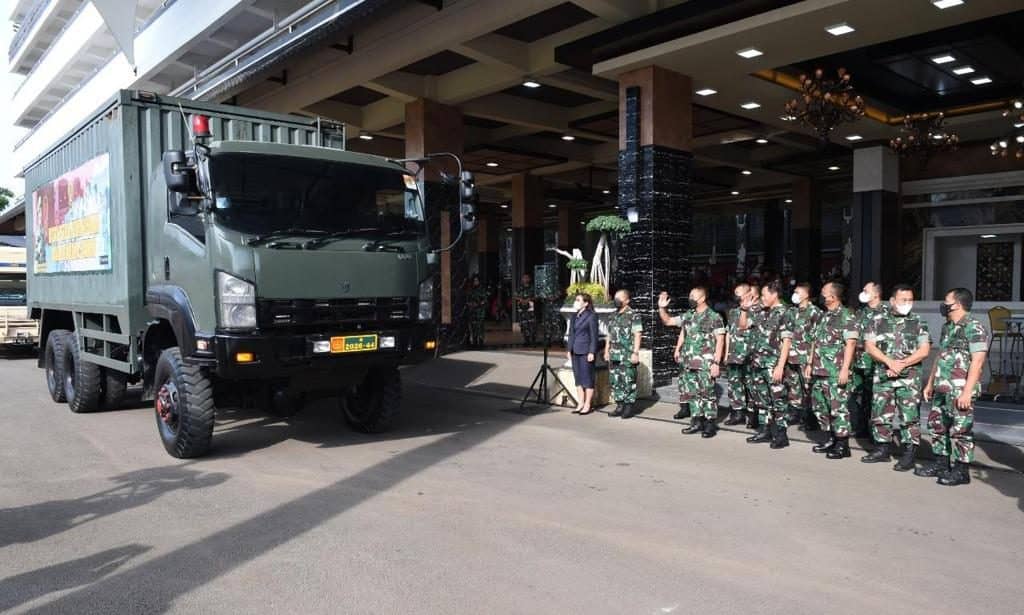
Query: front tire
154 347 215 458
342 366 402 433
64 333 102 414
44 330 71 403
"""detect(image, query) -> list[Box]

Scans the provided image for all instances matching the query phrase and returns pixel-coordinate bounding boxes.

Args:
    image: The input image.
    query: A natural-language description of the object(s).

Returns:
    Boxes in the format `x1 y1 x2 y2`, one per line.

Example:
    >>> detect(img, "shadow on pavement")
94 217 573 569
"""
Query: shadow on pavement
0 346 37 360
405 354 533 399
0 465 228 549
974 439 1024 513
0 544 151 612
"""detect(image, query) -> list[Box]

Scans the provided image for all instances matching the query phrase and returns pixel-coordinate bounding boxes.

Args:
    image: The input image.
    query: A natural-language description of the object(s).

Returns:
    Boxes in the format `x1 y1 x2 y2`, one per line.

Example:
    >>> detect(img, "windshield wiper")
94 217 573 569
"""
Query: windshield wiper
246 228 328 247
302 228 386 250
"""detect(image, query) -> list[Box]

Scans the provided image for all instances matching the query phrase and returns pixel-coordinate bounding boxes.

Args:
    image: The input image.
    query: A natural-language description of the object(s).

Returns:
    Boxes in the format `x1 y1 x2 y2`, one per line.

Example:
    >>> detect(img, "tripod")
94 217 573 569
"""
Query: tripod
521 332 577 410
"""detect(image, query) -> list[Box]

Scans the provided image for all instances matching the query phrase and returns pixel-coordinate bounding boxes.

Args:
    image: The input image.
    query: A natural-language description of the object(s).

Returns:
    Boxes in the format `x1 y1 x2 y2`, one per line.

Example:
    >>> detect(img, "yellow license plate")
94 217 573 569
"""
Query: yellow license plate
330 334 379 353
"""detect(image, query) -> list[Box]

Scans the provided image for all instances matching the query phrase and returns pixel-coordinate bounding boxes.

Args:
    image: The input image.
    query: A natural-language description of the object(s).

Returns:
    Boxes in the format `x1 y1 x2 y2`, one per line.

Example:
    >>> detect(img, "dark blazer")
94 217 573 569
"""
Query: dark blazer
568 308 599 356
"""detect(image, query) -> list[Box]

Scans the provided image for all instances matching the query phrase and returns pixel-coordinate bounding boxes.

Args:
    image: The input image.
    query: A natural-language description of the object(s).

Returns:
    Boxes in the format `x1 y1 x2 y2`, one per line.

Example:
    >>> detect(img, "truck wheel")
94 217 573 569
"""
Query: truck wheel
63 333 103 413
154 347 215 458
102 368 129 409
44 329 71 403
342 366 401 433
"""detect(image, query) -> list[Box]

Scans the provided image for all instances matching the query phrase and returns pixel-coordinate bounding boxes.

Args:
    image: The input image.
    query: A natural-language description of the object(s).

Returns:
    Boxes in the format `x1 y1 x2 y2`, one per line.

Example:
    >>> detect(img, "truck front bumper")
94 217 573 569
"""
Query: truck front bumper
195 324 437 380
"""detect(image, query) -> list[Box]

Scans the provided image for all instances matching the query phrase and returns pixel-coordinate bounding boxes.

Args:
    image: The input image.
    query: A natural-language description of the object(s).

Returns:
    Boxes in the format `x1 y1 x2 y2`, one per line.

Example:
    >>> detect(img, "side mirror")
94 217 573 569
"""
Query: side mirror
163 150 197 194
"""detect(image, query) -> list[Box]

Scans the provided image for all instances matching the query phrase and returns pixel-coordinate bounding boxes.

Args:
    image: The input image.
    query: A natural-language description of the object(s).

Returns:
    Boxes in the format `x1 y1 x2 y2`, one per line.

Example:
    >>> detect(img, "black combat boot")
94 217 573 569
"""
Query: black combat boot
746 423 772 443
745 411 758 429
621 403 639 419
724 409 744 425
673 404 691 420
826 437 851 459
683 416 705 434
769 424 790 449
701 418 718 439
860 443 892 463
914 455 949 477
937 461 971 486
609 404 624 418
893 444 917 472
812 433 837 454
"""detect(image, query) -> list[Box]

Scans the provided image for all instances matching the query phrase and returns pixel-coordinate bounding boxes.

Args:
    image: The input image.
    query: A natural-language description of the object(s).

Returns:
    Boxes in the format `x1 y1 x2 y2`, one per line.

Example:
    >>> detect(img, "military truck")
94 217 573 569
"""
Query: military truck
0 237 38 347
25 90 475 458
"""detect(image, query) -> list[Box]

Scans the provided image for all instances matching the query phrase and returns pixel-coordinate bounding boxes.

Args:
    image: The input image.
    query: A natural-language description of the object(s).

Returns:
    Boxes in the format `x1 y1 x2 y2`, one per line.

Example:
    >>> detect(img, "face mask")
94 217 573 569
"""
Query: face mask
613 299 624 309
858 291 871 304
894 303 912 316
687 298 698 309
573 301 584 311
939 303 953 317
791 292 803 305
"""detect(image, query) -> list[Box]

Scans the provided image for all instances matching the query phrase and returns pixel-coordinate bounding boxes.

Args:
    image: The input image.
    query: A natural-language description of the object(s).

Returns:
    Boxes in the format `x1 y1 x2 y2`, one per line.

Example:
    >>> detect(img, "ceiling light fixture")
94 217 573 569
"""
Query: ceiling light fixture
561 135 575 141
828 165 841 171
932 0 964 8
602 189 611 194
522 80 541 88
547 203 556 209
755 138 769 144
780 114 795 121
826 23 855 36
845 134 863 141
980 234 998 238
741 169 752 175
500 203 509 209
971 76 993 85
931 55 956 65
696 88 718 96
730 190 740 195
890 112 959 161
358 134 373 140
952 66 974 75
736 48 763 59
784 67 865 142
741 101 761 110
485 162 499 168
784 199 793 204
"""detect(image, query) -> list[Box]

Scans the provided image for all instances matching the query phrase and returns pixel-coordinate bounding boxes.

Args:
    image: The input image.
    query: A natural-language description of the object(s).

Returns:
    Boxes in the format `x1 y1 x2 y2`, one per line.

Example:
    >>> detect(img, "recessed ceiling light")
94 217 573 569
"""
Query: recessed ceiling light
826 23 855 36
547 203 556 208
971 76 993 85
741 169 752 175
358 134 373 140
696 88 717 96
500 204 509 209
522 80 541 88
1014 122 1024 128
737 48 763 59
602 189 611 194
780 114 795 121
932 0 964 8
828 165 841 171
1016 135 1024 144
785 199 793 204
952 66 975 75
741 101 761 110
931 54 956 65
505 227 512 232
486 162 499 167
980 234 997 238
845 134 863 141
561 135 575 141
755 138 769 144
730 190 740 195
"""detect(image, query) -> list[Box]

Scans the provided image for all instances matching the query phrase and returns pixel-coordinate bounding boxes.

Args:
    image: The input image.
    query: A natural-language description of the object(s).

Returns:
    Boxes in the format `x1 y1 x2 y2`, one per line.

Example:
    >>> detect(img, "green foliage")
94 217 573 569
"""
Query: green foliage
0 187 13 213
585 215 631 235
567 258 588 271
564 282 610 305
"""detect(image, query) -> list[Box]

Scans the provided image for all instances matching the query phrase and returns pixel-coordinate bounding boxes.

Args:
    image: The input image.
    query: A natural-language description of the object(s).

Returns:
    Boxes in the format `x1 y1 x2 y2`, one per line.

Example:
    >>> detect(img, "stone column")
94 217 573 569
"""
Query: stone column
405 99 466 350
789 178 821 285
616 66 693 388
852 146 901 299
763 201 785 278
557 206 583 288
476 211 500 290
510 173 546 285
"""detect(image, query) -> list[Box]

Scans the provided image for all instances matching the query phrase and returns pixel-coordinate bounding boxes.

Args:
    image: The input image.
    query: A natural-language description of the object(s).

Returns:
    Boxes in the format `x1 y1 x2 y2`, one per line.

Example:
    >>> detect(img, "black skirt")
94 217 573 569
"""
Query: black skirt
571 353 595 388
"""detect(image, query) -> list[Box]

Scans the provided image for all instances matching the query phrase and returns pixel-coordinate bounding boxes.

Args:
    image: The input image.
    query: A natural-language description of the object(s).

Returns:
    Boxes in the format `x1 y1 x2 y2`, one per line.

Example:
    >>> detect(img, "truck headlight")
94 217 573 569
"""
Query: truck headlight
217 271 257 329
418 278 434 321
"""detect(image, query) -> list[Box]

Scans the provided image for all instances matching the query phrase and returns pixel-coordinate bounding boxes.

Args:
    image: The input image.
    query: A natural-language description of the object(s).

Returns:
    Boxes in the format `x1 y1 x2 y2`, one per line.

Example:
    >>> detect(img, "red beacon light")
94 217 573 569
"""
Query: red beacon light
191 114 211 139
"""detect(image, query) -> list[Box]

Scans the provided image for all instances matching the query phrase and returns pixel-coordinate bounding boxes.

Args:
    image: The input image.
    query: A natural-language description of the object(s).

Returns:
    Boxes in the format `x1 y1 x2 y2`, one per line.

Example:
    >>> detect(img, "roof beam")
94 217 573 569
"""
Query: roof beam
571 0 648 21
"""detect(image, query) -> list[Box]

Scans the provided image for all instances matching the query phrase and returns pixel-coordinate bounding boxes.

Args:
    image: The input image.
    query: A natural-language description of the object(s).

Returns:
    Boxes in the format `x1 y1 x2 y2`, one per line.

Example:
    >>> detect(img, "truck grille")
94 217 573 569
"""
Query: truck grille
256 297 414 328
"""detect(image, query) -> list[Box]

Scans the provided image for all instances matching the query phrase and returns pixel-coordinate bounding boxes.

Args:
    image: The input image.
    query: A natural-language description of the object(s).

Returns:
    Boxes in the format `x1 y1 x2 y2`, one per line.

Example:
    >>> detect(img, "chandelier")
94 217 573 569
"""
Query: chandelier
990 99 1024 160
783 68 865 141
889 112 958 158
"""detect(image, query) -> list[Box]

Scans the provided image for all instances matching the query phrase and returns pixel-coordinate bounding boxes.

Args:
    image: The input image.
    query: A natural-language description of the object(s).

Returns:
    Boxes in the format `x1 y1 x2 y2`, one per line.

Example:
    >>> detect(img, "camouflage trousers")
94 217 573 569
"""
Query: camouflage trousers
518 315 536 344
928 392 975 463
783 363 811 411
870 384 922 446
678 367 717 419
609 359 638 404
747 365 788 427
725 363 747 411
467 319 485 344
810 375 852 437
848 368 872 435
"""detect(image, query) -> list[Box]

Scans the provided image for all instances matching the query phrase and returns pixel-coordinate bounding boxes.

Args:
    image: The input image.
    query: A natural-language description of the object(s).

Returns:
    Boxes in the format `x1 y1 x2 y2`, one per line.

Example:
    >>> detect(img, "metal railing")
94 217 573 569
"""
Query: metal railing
8 0 57 62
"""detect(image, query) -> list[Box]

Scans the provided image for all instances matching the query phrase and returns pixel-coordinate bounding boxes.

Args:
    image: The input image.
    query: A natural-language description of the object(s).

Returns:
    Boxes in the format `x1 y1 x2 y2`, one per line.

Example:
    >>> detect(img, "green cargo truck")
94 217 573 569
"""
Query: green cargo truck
25 90 475 458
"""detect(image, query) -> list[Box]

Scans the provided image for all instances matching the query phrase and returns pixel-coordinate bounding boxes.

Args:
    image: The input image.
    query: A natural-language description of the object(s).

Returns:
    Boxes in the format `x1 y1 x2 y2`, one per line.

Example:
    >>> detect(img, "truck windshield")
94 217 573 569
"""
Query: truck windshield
209 153 425 237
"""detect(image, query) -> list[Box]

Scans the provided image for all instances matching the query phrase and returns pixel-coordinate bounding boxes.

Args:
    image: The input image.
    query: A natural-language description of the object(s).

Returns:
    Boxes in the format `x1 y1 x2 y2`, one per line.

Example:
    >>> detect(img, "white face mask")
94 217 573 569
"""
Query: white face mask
895 302 912 316
573 300 584 311
858 291 871 304
791 292 803 305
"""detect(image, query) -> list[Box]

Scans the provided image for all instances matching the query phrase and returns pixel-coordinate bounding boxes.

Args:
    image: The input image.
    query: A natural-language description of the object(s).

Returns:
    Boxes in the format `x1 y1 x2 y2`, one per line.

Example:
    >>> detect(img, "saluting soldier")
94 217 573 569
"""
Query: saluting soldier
605 289 643 419
851 282 886 437
784 282 821 430
465 275 489 349
861 284 931 470
743 280 794 448
515 273 537 346
722 283 756 426
915 288 989 486
659 287 726 438
804 281 860 459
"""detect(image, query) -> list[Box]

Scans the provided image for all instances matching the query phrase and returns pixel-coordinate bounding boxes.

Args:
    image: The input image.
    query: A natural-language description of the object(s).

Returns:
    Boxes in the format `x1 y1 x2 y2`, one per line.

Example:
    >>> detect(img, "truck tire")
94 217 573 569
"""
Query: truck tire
153 347 215 458
342 366 402 433
44 329 71 403
102 368 129 409
63 333 103 414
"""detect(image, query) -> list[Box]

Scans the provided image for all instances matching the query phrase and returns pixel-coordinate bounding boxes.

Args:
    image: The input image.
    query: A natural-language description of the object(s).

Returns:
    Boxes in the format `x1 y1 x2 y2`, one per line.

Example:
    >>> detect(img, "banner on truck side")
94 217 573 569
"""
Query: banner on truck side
31 153 112 274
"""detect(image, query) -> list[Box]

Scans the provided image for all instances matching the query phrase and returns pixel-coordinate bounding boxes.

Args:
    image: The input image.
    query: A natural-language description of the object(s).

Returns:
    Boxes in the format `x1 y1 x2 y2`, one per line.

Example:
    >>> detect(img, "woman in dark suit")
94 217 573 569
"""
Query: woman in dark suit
567 292 599 414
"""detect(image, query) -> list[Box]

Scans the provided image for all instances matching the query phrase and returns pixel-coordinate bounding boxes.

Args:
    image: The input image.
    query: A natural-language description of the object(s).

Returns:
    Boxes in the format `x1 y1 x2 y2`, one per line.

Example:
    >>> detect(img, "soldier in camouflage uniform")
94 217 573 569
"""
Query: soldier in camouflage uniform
915 288 989 486
515 273 537 346
743 281 794 449
861 284 931 470
851 282 886 437
465 275 489 348
723 283 755 426
783 283 821 430
659 287 726 438
804 281 860 459
604 289 643 419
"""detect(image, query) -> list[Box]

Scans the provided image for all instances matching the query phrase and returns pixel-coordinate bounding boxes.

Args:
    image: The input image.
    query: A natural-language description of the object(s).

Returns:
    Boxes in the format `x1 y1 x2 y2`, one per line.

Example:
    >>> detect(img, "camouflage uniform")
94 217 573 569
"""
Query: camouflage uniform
725 306 753 414
808 306 860 437
674 309 726 419
863 309 931 446
466 286 489 347
515 284 536 345
607 306 643 404
928 314 989 463
747 304 793 427
783 303 821 417
850 304 887 434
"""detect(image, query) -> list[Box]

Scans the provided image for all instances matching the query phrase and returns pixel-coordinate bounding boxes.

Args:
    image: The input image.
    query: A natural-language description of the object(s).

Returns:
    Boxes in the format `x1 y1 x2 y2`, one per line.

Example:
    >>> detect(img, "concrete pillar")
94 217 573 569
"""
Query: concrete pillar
510 173 545 285
476 211 501 290
763 201 785 278
616 65 693 388
405 99 466 350
557 206 583 288
852 146 901 299
790 178 821 286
